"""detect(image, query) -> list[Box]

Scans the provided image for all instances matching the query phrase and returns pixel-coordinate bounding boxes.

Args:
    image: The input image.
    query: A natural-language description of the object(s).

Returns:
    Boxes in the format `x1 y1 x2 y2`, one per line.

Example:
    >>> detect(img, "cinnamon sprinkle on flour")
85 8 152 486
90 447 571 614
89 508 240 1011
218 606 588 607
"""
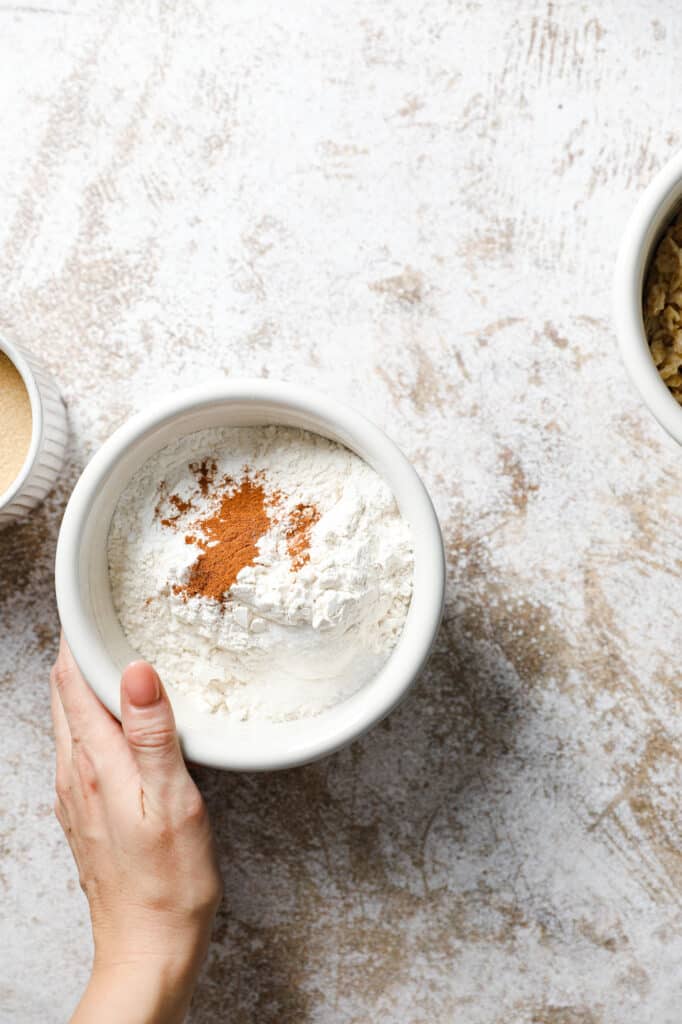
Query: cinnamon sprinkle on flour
171 476 273 602
286 503 321 570
156 465 320 604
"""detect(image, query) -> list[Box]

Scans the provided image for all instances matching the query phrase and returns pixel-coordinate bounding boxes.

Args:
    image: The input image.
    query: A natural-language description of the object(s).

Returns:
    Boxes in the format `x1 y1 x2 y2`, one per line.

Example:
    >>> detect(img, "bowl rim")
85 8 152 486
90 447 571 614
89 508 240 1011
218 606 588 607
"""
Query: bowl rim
614 150 682 444
0 336 43 510
55 379 446 771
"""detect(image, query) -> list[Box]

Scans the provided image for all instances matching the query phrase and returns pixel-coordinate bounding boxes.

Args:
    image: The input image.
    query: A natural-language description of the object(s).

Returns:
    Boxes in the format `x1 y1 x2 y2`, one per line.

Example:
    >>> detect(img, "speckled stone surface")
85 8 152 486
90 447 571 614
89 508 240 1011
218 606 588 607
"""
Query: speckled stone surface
1 2 681 1022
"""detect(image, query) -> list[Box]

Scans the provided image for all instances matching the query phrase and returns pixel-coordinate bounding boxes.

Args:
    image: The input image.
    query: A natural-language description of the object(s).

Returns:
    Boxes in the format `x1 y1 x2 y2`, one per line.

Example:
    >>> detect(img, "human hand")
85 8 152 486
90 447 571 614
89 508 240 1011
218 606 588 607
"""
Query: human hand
50 635 222 1024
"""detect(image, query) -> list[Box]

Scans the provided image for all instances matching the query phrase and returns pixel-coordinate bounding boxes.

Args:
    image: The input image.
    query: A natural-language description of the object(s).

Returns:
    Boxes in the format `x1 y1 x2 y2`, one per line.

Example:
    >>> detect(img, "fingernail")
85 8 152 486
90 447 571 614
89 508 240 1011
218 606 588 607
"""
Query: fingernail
124 663 161 707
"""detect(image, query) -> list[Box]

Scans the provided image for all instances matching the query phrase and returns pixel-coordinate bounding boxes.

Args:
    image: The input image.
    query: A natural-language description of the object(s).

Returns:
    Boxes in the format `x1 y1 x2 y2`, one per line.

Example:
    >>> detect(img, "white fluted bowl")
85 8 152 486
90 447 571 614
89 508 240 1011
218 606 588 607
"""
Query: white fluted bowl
55 381 445 772
0 337 68 530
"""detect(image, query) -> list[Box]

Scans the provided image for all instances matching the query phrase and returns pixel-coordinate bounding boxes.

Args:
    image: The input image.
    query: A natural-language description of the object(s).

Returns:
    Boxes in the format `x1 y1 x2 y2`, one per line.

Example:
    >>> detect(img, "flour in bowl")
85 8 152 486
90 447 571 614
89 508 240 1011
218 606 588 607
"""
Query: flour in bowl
107 426 413 721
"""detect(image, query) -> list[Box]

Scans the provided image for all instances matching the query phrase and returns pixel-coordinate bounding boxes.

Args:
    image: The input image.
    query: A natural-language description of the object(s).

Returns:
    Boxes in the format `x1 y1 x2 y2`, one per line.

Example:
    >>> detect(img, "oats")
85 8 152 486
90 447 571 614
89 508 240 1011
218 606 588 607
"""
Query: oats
643 213 682 404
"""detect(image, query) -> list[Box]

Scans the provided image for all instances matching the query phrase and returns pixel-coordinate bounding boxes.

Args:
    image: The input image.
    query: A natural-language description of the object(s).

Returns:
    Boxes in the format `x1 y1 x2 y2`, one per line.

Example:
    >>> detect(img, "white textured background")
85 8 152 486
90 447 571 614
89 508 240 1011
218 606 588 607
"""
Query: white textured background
1 2 681 1022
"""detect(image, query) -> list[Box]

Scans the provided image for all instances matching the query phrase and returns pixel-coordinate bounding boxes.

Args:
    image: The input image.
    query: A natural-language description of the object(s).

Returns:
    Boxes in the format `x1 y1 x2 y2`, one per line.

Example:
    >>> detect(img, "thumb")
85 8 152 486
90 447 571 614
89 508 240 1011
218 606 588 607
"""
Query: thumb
120 662 188 788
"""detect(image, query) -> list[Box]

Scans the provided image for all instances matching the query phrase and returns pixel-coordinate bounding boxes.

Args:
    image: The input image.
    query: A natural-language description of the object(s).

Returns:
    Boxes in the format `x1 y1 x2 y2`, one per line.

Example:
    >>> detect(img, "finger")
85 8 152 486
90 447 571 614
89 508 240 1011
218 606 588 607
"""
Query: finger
49 660 72 773
120 662 189 795
52 762 73 842
53 633 122 748
53 794 70 834
53 799 77 860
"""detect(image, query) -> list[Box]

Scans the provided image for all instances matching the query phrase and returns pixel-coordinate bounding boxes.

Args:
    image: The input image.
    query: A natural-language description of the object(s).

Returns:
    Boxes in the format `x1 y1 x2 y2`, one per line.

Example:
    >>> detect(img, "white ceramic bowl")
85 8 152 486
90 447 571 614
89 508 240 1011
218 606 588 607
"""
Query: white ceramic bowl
0 336 68 530
55 380 445 771
614 151 682 443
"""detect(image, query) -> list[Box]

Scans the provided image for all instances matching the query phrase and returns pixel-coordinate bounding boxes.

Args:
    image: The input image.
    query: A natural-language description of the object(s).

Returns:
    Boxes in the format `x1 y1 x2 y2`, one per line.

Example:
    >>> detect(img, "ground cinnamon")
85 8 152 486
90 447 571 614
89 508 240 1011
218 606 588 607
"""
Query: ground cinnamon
189 458 217 497
173 477 271 602
155 484 193 527
156 468 319 604
286 503 321 570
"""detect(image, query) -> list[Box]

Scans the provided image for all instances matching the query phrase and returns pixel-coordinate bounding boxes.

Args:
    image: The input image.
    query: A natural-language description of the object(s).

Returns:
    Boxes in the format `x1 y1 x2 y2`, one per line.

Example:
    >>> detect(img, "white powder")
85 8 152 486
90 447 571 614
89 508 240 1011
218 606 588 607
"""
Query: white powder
107 426 413 721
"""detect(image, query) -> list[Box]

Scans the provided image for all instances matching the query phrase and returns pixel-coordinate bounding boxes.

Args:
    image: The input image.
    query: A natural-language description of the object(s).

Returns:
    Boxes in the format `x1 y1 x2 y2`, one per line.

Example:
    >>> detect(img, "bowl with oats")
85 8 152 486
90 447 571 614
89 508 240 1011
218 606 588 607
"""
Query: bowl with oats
615 151 682 443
